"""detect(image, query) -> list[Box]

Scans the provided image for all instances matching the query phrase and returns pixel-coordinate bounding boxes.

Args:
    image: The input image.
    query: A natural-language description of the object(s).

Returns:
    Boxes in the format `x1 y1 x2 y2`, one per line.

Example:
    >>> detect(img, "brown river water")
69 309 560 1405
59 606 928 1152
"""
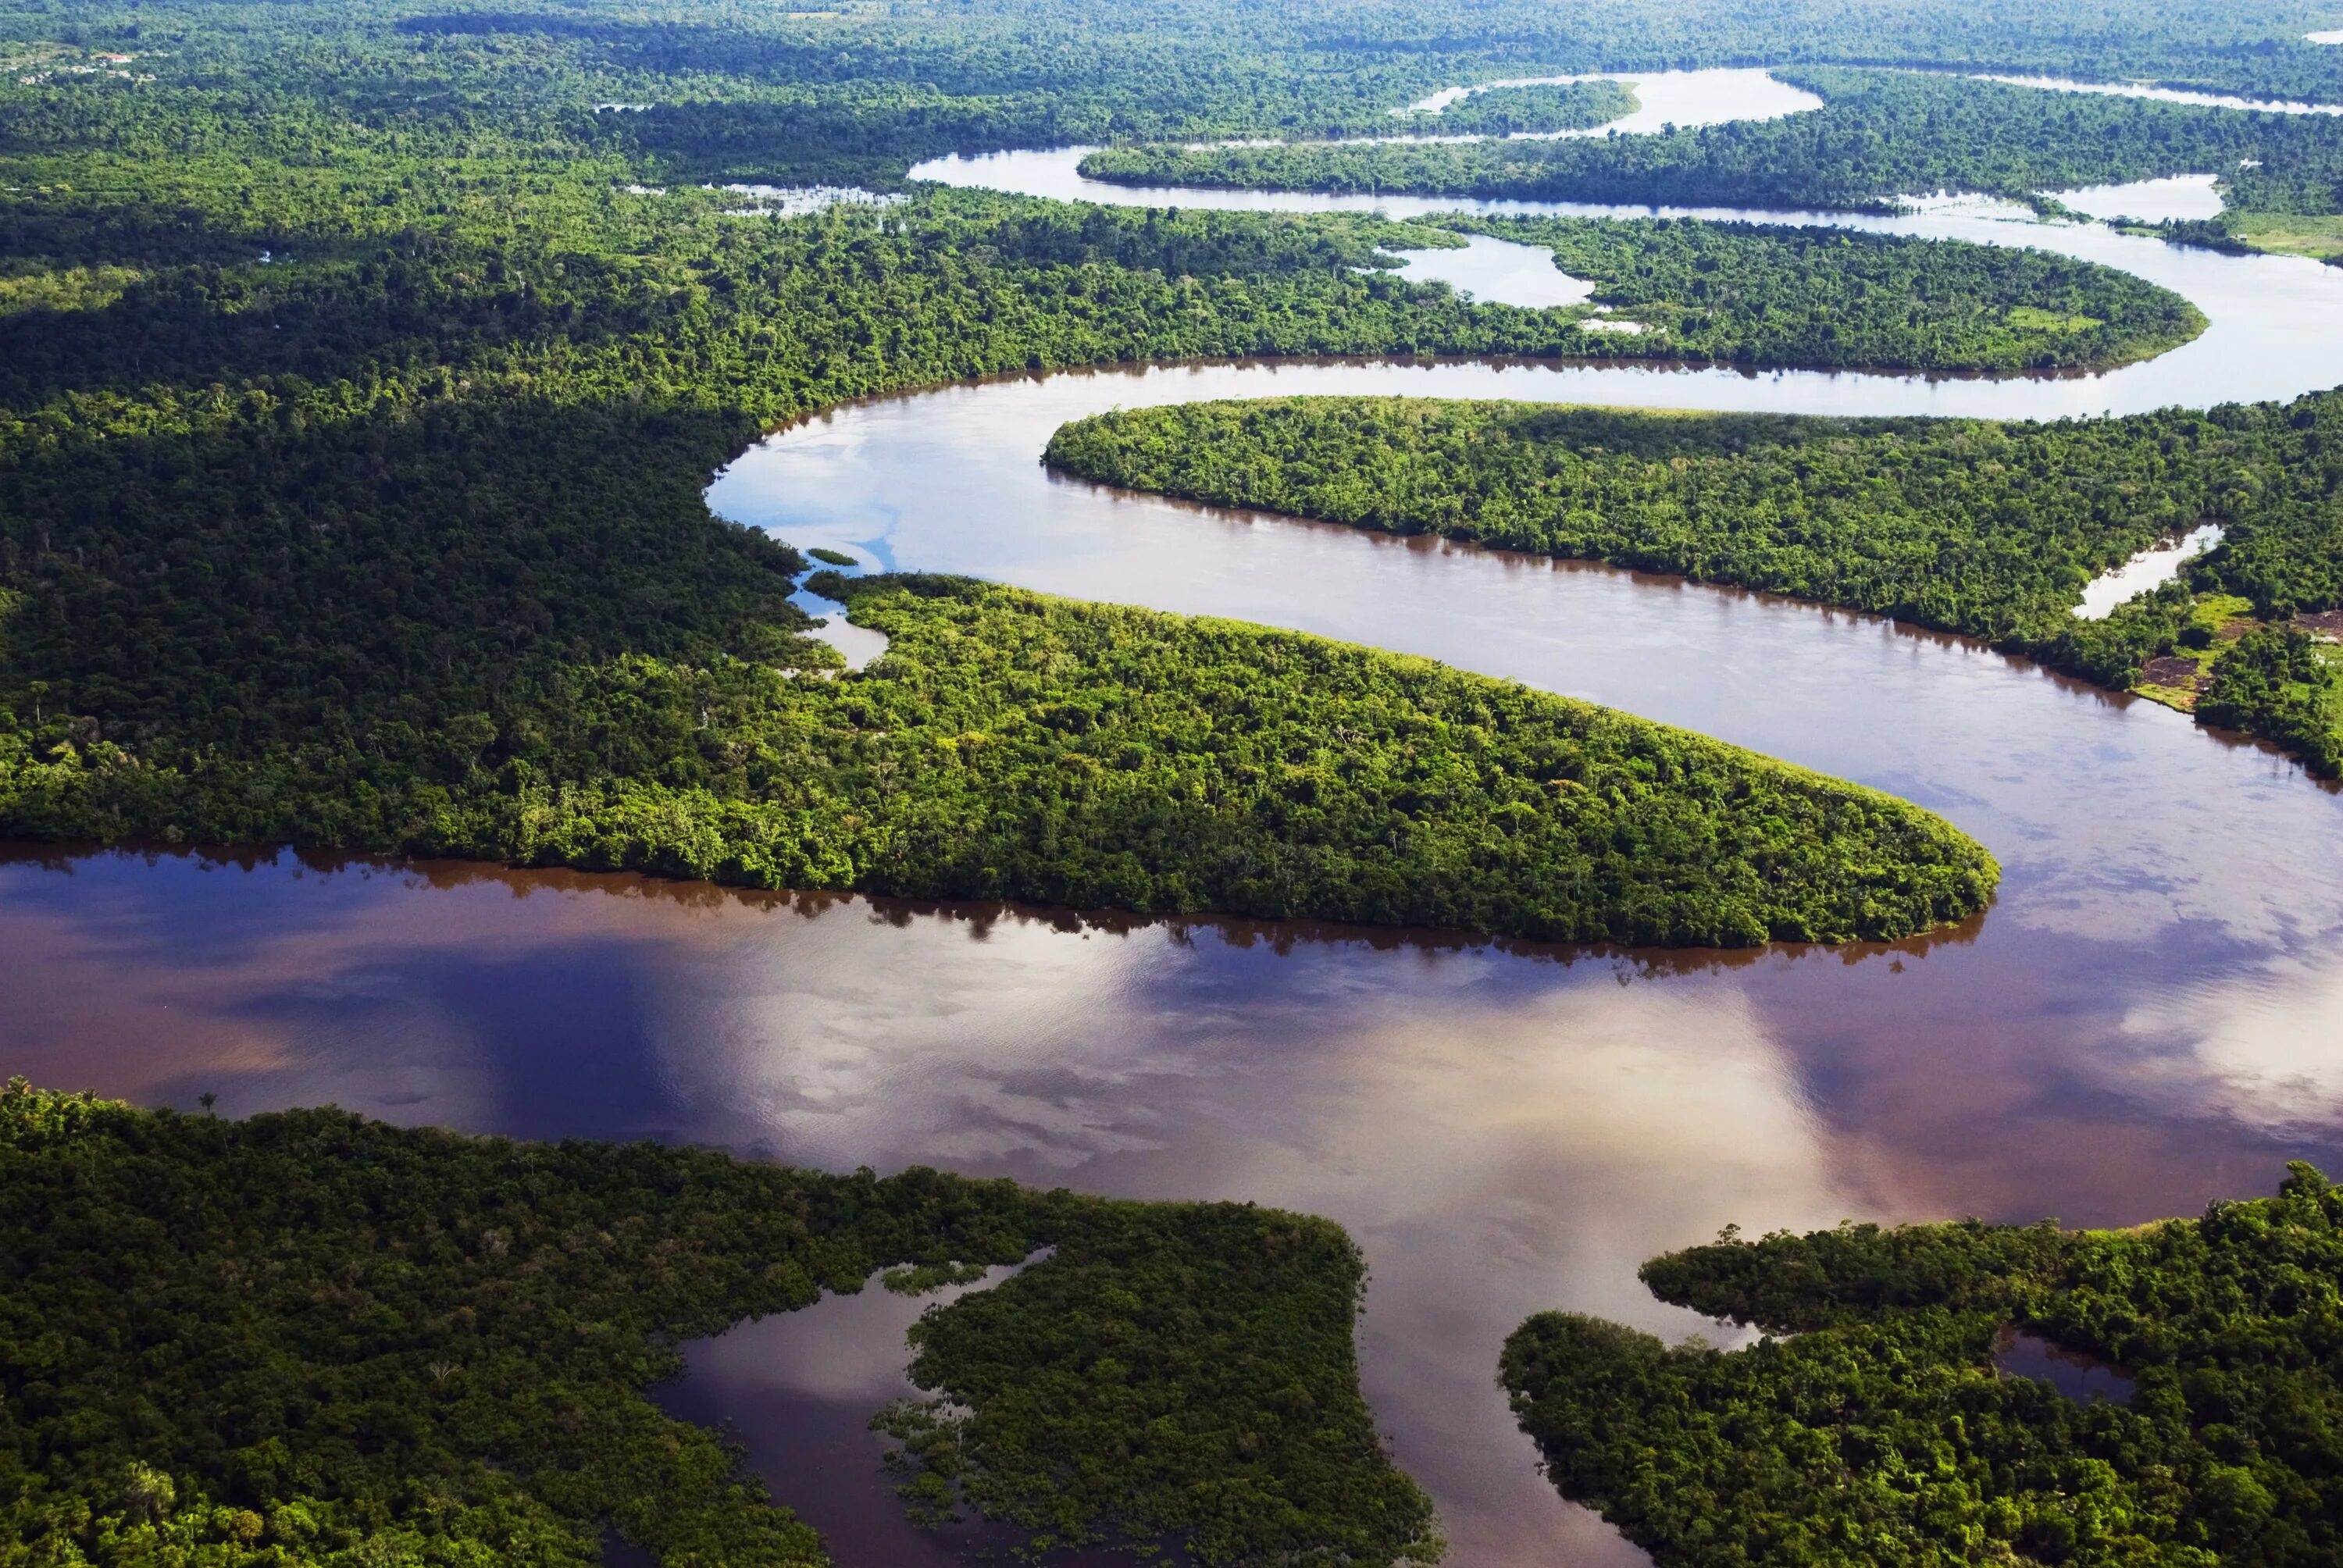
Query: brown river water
12 68 2343 1568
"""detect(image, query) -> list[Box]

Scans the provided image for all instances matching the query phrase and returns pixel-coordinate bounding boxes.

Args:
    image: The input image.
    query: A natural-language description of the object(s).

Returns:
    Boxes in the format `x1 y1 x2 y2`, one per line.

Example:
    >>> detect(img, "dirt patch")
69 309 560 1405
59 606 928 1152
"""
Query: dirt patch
2142 655 2208 690
2296 608 2343 640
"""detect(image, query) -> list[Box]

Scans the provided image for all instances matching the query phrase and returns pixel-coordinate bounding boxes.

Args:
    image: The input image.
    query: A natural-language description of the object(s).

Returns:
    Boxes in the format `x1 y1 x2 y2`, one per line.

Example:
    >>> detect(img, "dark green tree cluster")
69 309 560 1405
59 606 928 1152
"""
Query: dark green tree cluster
1043 394 2343 772
2199 625 2343 773
1503 1163 2343 1566
879 1204 1443 1563
1441 213 2202 370
0 1079 1437 1566
1079 67 2343 223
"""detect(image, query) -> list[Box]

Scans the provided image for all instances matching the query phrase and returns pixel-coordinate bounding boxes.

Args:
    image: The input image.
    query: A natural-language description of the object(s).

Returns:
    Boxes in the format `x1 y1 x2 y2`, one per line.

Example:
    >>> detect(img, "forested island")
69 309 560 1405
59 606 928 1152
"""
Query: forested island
0 1079 1439 1565
1505 1163 2343 1566
1045 396 2343 775
1432 213 2203 370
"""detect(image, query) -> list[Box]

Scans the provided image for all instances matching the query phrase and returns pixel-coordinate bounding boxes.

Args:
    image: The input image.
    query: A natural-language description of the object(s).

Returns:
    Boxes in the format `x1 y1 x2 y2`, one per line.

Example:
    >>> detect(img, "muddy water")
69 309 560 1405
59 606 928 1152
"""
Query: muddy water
16 64 2343 1568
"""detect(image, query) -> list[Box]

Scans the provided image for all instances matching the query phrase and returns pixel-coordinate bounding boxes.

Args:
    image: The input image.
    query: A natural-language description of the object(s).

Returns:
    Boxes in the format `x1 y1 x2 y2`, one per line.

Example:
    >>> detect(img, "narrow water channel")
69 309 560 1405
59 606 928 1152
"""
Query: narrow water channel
12 65 2343 1568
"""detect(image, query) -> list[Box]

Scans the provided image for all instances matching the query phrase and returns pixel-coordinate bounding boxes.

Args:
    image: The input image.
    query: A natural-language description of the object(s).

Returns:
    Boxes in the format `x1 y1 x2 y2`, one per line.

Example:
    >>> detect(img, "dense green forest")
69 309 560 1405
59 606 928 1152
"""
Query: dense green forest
1044 394 2343 773
1080 67 2343 220
16 0 2343 193
13 0 2343 1563
2 567 2000 945
1393 79 1638 137
0 1079 1437 1565
1439 213 2203 370
1503 1162 2343 1566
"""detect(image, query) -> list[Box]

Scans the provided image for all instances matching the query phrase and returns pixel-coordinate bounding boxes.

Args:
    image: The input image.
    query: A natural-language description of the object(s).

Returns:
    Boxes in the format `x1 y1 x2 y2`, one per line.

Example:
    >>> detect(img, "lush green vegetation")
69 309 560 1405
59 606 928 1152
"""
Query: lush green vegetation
1437 214 2203 370
16 0 2343 202
1393 79 1637 138
2 566 2002 944
1081 67 2343 219
1043 394 2343 773
1504 1162 2343 1567
2200 624 2343 774
2 5 2160 944
876 1204 1442 1563
0 1080 1438 1565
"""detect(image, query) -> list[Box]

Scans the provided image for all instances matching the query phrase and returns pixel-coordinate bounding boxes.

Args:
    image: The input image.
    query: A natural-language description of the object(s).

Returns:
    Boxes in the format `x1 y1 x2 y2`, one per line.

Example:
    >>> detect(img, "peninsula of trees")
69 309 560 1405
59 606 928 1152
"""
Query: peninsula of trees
1505 1164 2343 1566
1044 395 2343 775
5 568 2001 945
1392 79 1637 138
1432 213 2204 371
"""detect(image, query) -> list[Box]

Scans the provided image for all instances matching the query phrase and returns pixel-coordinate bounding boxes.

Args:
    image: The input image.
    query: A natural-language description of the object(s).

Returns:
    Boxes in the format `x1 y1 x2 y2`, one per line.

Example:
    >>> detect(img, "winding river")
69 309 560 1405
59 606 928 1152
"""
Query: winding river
12 67 2343 1566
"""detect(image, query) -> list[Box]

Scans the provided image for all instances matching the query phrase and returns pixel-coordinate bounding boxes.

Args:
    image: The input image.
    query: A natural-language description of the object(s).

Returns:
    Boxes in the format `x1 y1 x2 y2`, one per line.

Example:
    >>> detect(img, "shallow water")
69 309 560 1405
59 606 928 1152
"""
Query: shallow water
1385 230 1596 307
2074 523 2225 619
647 1258 1161 1566
16 62 2343 1568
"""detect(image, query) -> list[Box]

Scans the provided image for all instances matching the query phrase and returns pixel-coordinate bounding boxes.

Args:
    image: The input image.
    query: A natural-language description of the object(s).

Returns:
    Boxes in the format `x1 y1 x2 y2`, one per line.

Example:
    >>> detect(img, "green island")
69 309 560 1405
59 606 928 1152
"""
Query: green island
1391 79 1637 138
1078 66 2343 248
1429 214 2205 370
0 1079 1437 1565
1043 395 2343 775
1503 1162 2343 1567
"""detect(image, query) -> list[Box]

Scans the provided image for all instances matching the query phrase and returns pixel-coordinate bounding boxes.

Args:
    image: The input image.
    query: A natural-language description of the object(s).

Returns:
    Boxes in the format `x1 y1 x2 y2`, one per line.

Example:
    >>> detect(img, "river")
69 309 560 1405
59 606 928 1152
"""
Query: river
11 66 2343 1568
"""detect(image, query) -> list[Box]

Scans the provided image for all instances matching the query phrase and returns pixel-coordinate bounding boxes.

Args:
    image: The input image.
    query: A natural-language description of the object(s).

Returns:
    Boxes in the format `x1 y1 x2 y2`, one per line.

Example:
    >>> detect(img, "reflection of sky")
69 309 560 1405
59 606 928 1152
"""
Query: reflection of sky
12 849 2343 1562
2116 944 2343 1134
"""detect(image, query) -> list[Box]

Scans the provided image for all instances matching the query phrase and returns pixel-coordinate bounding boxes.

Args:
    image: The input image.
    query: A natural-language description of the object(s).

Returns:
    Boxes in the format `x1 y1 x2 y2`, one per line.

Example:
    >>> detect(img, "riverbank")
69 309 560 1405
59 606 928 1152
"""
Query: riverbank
1042 394 2343 777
